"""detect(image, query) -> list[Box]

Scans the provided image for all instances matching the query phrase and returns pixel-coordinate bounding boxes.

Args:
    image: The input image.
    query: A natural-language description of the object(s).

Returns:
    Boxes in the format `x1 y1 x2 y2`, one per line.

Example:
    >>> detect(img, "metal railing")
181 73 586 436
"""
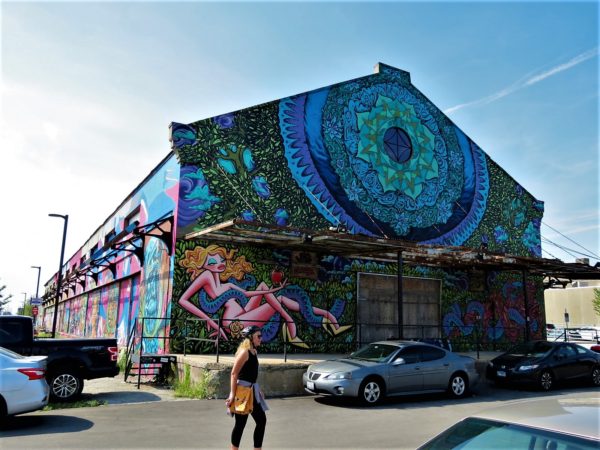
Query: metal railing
124 316 173 388
174 319 537 360
183 317 221 362
126 316 572 364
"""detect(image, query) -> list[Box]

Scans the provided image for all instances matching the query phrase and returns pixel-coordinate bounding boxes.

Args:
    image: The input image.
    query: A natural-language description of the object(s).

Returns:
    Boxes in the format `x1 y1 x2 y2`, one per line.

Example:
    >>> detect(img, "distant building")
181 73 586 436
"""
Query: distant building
43 63 559 354
545 280 600 327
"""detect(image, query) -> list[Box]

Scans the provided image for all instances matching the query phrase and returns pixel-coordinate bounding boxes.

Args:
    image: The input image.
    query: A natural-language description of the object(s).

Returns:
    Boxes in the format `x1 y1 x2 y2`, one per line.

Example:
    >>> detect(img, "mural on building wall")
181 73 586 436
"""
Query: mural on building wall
117 278 132 346
42 155 178 345
106 284 119 337
138 237 172 354
59 302 69 333
68 295 86 336
436 268 544 346
170 241 354 353
86 290 100 337
173 64 542 258
171 64 545 351
98 287 109 337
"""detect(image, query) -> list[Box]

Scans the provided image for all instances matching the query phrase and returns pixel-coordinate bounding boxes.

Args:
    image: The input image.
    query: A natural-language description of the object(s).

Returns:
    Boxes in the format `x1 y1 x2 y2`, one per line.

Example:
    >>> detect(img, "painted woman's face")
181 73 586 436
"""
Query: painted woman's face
203 253 226 273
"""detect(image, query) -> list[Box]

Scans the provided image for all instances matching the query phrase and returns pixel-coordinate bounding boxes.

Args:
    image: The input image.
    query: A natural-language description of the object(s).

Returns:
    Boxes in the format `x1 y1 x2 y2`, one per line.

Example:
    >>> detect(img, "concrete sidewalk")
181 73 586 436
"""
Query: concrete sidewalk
82 376 181 405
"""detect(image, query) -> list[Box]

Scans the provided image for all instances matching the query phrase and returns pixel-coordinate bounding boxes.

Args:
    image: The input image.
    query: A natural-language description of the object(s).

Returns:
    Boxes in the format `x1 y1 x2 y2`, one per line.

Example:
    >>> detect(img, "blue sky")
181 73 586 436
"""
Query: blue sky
1 1 598 312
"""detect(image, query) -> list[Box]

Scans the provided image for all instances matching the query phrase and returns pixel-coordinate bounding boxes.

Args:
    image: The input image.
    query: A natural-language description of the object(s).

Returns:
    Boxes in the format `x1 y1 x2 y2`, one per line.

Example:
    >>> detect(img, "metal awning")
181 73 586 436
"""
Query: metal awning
184 219 600 282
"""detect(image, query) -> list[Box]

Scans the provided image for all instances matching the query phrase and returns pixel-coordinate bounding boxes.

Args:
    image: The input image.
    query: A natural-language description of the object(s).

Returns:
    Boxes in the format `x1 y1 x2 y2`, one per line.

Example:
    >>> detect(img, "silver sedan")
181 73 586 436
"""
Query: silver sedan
303 340 479 405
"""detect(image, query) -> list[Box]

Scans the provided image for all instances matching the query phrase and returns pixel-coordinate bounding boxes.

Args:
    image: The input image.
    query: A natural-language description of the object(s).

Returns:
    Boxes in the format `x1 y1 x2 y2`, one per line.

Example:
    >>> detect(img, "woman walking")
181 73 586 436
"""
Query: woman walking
226 325 269 450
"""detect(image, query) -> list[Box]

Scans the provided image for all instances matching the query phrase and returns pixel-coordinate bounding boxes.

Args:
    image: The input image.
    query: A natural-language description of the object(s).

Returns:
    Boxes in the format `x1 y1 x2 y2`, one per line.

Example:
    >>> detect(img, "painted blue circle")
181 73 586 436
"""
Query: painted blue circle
383 127 412 163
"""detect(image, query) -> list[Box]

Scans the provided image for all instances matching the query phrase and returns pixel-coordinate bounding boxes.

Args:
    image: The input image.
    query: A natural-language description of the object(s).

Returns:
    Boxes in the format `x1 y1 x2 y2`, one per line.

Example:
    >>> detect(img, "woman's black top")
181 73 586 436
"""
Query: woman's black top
238 350 259 383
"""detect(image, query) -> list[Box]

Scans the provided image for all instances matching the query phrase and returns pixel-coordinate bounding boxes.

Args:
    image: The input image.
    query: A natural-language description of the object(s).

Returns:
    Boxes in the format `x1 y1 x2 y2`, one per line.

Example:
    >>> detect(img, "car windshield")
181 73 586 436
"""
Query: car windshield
507 342 553 358
419 418 599 450
349 343 398 362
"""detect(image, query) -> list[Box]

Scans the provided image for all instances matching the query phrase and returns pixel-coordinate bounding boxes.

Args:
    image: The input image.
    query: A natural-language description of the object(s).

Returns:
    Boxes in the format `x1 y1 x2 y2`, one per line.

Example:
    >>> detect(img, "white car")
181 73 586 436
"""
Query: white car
0 346 49 418
419 395 600 449
577 327 600 342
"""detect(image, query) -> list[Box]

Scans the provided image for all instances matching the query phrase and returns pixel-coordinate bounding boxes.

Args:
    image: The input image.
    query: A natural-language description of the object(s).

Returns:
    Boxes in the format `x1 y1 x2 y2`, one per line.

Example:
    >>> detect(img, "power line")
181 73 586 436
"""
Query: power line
542 237 578 259
541 247 561 260
541 236 595 260
542 221 600 259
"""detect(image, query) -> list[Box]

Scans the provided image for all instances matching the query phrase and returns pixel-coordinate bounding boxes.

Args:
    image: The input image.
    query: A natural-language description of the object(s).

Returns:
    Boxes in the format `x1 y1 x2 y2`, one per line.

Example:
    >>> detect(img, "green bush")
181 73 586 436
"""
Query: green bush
117 348 128 373
172 364 216 399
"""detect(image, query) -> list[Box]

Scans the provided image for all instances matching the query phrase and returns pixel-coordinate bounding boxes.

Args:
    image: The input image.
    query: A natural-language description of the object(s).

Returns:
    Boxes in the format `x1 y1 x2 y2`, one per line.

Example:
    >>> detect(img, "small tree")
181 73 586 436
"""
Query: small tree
0 284 12 313
593 288 600 318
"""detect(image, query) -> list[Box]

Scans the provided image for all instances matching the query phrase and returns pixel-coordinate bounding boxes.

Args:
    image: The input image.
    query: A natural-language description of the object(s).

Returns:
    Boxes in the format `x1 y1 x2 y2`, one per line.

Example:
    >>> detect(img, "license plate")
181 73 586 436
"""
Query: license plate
497 370 506 377
307 381 315 390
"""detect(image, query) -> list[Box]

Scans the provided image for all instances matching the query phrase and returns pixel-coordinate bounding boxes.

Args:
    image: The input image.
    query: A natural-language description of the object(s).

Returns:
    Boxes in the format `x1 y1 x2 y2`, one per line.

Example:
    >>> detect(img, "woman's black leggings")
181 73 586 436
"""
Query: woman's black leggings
231 397 266 448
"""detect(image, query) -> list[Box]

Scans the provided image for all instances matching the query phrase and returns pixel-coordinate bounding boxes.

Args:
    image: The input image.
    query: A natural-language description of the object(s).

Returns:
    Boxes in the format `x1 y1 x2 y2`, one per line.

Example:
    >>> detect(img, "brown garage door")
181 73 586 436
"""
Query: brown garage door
357 273 441 344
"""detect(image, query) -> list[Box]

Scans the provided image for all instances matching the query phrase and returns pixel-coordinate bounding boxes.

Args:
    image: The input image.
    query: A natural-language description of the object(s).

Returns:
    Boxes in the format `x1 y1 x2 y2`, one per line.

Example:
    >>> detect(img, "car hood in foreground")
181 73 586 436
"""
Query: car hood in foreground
472 396 600 440
309 358 379 373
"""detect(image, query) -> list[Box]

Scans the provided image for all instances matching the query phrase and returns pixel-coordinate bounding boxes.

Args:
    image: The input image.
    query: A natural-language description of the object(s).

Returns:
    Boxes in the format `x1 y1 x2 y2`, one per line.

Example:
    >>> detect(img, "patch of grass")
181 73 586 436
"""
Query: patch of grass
43 399 107 411
117 348 128 373
172 364 216 399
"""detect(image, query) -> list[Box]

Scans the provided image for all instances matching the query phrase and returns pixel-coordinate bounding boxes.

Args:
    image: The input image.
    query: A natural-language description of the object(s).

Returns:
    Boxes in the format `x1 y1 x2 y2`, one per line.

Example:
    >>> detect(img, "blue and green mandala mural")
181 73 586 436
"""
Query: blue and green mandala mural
278 67 490 244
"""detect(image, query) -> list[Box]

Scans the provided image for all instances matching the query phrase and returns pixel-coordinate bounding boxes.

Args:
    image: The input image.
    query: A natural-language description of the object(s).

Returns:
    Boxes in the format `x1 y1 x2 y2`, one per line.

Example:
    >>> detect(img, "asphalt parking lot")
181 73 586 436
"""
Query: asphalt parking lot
3 372 599 450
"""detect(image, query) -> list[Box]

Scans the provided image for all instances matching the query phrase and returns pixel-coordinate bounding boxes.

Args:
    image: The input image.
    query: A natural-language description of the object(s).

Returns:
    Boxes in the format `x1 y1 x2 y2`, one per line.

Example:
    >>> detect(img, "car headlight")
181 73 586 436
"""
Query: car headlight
324 372 352 380
518 364 539 371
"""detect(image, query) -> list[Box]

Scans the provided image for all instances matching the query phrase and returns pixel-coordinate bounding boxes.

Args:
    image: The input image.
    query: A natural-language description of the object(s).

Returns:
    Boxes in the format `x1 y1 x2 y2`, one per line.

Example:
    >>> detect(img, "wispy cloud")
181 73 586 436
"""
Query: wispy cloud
445 47 599 114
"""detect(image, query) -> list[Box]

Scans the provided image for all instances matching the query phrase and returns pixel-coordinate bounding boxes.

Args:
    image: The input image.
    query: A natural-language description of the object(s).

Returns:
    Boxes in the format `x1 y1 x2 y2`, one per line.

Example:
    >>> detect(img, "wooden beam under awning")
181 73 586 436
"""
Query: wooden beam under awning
182 219 600 281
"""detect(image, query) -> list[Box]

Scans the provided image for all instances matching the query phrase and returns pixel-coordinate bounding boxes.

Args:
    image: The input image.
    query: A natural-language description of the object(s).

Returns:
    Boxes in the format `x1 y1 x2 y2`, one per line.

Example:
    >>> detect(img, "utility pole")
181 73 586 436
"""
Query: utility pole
49 213 69 338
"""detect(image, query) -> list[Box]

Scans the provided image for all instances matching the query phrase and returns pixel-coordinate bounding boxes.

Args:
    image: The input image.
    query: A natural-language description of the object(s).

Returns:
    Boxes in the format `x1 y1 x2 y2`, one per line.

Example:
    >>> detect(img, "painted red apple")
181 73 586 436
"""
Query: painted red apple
271 268 284 285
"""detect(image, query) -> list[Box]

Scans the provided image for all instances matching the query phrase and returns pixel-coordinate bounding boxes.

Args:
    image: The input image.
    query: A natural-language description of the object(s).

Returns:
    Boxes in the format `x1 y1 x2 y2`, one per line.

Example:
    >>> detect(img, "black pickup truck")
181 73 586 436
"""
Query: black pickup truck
0 315 119 401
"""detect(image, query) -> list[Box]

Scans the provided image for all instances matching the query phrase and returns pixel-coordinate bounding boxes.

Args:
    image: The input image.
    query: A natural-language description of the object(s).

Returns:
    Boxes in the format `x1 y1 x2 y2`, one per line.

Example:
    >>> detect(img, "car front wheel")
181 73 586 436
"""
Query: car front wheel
448 373 468 398
359 378 383 405
0 395 7 420
49 371 83 402
591 366 600 387
539 370 553 391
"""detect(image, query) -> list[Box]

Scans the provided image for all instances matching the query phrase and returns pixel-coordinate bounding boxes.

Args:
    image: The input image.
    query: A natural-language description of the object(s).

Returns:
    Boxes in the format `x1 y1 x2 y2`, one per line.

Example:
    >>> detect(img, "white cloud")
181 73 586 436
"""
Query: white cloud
445 47 599 114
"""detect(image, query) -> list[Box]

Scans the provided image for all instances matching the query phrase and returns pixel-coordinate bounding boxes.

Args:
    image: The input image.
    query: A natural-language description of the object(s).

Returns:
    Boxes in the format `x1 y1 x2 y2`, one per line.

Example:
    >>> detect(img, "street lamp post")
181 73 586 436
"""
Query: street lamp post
31 265 41 299
49 213 68 338
21 292 27 315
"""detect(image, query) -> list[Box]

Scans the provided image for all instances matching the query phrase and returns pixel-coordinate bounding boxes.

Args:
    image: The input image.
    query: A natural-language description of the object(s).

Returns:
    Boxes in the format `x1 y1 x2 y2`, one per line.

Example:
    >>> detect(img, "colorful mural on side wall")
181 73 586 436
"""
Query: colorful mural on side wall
42 154 179 346
137 236 173 354
171 64 545 352
67 295 85 336
117 278 132 346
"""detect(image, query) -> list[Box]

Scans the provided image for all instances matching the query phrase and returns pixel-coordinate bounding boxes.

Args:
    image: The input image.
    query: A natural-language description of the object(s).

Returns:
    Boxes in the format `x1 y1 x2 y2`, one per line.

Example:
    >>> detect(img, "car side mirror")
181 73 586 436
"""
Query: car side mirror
392 357 406 366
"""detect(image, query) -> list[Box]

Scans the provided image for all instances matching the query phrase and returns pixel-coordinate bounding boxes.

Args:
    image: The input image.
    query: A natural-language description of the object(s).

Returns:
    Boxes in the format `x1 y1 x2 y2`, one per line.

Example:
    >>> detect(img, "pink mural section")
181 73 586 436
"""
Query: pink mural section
117 278 132 346
86 290 101 337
